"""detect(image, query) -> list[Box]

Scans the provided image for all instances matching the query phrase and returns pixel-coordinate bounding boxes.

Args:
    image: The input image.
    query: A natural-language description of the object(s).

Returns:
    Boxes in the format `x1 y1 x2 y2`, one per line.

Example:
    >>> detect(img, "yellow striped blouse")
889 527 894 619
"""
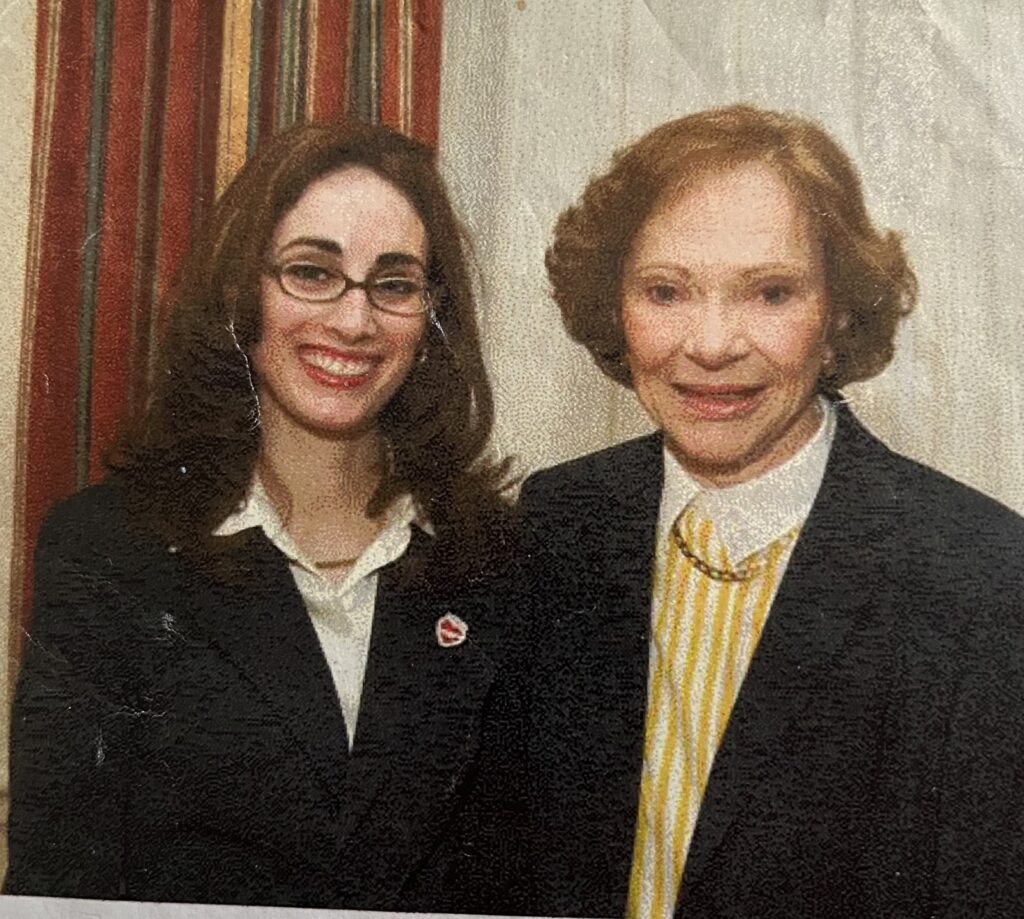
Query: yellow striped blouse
627 401 836 919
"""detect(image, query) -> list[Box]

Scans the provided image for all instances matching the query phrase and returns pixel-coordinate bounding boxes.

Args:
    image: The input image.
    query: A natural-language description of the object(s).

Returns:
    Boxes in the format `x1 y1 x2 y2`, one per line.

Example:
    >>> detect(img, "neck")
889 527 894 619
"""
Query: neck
256 401 386 527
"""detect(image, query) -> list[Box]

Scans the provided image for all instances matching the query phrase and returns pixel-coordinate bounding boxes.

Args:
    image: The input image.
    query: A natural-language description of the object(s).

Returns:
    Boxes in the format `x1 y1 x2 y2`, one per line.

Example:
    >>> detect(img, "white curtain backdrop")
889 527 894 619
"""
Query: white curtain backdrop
439 0 1024 514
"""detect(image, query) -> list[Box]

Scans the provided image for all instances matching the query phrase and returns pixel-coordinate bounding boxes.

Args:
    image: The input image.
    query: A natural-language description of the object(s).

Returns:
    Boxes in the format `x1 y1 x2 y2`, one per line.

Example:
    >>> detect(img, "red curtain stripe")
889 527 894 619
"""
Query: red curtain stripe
87 0 150 483
16 2 95 668
309 0 351 122
411 0 441 148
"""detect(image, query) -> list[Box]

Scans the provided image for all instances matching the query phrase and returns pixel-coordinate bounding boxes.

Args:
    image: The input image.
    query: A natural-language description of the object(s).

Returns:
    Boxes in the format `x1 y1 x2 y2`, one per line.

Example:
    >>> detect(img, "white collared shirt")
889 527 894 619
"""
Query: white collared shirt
216 482 428 748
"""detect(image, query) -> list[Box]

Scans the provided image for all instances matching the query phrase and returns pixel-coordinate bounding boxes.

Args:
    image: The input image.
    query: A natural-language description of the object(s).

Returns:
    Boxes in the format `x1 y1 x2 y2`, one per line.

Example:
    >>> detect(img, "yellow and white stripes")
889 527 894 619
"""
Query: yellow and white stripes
627 506 797 919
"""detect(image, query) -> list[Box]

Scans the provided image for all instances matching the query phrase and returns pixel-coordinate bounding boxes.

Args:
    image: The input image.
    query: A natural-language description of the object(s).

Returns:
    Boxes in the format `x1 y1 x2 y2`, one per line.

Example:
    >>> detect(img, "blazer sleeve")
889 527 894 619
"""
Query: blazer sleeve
5 499 148 898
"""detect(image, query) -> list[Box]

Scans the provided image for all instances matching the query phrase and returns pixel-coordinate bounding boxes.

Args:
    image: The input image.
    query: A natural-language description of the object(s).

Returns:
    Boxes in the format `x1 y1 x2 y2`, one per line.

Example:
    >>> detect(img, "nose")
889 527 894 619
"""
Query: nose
320 286 377 339
683 297 746 369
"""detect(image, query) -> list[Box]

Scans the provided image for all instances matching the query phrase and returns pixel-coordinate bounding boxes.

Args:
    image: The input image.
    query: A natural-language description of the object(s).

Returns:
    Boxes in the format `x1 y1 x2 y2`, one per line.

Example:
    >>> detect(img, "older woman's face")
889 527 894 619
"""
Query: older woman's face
252 166 428 439
622 162 831 487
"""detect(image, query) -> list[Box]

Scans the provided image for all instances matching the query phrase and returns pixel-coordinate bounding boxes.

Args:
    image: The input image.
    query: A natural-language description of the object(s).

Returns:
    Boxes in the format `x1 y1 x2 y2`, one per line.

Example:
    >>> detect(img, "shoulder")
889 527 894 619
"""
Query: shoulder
520 434 660 510
835 409 1024 553
31 482 178 642
830 411 1024 650
36 481 164 568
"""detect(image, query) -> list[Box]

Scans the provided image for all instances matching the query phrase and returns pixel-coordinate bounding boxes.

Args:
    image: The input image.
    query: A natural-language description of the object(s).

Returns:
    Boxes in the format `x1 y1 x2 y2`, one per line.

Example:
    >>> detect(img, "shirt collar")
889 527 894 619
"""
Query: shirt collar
657 396 836 560
214 478 431 584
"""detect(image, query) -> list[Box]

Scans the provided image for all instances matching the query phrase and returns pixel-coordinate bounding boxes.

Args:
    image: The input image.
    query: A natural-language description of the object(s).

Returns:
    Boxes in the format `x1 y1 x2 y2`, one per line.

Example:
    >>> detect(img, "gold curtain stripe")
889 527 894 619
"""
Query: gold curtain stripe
305 0 318 118
9 0 64 669
399 0 412 133
216 0 252 197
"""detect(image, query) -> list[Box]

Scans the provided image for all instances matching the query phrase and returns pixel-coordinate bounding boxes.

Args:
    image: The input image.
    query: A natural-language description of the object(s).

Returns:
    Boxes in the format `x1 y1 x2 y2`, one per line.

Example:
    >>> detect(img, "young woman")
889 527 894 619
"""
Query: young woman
6 122 512 911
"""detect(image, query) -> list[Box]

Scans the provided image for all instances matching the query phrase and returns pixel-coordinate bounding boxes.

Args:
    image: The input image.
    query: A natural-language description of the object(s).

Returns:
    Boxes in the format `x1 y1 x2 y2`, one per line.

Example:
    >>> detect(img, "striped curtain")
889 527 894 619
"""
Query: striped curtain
11 0 443 659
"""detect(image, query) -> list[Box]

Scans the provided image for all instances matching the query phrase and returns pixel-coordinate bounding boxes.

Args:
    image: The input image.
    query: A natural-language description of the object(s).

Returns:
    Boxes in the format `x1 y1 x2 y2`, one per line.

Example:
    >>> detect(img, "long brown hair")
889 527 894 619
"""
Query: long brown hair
111 122 511 573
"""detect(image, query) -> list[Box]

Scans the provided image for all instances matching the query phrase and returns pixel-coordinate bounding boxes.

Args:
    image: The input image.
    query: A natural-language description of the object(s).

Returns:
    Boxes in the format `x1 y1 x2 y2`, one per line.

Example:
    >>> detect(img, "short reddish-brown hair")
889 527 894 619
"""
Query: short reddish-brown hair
546 104 917 389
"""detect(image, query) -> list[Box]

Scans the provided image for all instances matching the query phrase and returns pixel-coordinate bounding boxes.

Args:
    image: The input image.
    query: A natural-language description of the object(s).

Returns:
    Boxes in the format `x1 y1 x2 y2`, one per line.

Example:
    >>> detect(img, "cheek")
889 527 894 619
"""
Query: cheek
253 287 295 360
384 320 426 369
760 309 829 377
623 304 673 372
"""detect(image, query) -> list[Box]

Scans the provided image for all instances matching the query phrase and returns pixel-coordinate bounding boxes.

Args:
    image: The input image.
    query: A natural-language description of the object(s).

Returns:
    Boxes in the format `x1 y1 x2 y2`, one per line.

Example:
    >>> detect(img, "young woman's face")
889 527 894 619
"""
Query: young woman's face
252 166 428 439
621 161 832 487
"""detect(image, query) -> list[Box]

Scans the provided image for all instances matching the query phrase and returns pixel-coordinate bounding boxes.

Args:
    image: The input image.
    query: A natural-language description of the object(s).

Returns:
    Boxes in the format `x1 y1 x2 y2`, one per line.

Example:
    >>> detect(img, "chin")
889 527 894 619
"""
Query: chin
291 403 381 438
667 435 762 482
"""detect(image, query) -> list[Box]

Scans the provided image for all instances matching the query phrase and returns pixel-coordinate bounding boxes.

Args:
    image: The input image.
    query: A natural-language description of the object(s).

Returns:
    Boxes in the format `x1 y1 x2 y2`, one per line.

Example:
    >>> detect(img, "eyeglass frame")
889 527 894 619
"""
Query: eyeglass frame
263 259 435 317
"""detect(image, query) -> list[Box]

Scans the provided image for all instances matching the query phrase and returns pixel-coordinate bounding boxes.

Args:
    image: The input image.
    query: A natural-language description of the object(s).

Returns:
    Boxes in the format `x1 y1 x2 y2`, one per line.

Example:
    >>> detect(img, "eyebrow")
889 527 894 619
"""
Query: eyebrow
279 236 342 255
628 263 695 278
375 252 427 272
736 262 812 280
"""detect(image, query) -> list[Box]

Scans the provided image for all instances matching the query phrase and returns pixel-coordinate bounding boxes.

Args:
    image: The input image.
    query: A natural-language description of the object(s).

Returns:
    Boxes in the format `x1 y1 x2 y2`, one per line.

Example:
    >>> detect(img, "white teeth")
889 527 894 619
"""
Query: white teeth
305 352 374 377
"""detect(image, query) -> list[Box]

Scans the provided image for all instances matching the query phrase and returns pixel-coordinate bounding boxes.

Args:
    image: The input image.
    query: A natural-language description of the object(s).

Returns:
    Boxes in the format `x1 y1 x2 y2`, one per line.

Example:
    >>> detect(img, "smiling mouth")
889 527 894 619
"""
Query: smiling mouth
300 347 378 386
301 348 378 377
673 384 764 420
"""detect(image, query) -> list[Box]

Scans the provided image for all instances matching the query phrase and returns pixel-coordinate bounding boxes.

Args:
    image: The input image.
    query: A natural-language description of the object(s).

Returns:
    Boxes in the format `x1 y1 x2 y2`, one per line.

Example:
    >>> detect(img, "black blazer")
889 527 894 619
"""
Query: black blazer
5 482 507 911
515 406 1024 918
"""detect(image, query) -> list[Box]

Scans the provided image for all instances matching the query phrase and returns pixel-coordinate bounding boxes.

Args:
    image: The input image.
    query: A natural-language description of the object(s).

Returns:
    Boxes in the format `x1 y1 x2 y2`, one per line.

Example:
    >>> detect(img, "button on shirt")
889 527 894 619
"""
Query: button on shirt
216 482 429 749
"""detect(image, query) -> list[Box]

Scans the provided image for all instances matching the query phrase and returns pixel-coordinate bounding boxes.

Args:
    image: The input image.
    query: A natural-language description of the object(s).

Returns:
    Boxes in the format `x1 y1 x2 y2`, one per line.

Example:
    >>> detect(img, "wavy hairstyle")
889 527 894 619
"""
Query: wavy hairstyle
546 104 918 390
111 121 510 570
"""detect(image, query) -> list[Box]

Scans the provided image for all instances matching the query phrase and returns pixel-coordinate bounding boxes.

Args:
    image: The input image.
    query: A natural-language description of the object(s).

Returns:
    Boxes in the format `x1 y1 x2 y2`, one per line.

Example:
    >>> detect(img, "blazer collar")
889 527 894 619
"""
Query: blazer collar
183 529 353 803
576 434 665 909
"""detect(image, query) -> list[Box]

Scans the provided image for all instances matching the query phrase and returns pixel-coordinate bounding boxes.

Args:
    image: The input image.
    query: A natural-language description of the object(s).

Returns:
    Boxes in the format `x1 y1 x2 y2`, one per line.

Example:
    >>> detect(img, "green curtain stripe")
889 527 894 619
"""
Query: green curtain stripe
350 0 380 123
275 0 307 132
246 0 265 157
77 0 116 488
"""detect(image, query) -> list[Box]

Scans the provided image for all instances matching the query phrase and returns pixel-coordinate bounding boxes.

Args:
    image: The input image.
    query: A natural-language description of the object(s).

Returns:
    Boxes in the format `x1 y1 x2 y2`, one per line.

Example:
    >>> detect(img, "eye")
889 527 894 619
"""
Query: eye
276 261 342 300
646 282 686 305
759 283 793 306
372 275 423 297
283 262 329 281
369 274 428 312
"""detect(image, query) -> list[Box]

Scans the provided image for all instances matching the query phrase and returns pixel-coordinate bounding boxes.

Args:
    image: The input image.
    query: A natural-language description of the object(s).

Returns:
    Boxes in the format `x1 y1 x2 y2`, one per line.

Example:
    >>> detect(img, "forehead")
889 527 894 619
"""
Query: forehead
631 161 820 268
271 165 426 256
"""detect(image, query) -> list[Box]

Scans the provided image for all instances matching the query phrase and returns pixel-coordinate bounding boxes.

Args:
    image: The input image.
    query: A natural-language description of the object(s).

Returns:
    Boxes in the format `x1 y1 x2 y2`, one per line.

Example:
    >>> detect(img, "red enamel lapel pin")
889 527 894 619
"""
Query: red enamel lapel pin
436 614 468 648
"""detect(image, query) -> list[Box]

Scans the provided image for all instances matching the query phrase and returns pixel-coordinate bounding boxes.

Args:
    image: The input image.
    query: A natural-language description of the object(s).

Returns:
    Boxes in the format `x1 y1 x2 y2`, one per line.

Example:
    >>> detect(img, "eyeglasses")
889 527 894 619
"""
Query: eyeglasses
266 260 432 316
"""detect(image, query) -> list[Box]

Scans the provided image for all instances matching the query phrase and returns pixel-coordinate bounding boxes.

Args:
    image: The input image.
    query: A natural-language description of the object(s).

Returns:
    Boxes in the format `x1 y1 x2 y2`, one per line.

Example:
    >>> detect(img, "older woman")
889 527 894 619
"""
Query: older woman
5 122 510 910
516 105 1024 917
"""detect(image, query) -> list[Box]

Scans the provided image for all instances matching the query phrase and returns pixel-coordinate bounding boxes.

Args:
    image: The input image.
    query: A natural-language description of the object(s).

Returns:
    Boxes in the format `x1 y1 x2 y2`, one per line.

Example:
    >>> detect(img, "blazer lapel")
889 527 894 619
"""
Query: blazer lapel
680 406 900 896
333 528 498 900
540 434 663 912
600 435 666 898
183 530 351 807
